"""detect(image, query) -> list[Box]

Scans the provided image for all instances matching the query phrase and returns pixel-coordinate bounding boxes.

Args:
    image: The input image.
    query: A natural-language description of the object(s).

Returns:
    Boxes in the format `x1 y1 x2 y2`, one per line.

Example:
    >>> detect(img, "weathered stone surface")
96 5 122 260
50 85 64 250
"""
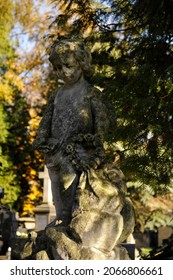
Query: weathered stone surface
36 250 49 260
18 37 136 260
80 245 130 260
118 198 136 243
46 227 81 260
12 163 135 260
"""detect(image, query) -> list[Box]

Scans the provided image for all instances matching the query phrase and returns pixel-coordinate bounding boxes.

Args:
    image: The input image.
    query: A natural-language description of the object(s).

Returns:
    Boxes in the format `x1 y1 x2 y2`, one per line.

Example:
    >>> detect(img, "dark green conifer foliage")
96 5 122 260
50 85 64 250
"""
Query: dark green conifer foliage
51 0 173 230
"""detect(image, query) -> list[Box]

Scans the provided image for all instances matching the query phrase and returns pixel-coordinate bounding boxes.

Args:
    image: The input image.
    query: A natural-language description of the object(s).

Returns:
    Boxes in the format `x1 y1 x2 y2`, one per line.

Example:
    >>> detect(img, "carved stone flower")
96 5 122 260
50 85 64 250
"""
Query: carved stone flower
66 144 74 154
84 133 94 143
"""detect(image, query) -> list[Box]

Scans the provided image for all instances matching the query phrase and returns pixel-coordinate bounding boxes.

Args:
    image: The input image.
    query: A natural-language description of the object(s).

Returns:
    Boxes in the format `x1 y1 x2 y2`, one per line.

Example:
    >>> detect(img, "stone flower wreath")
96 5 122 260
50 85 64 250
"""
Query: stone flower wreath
65 133 105 171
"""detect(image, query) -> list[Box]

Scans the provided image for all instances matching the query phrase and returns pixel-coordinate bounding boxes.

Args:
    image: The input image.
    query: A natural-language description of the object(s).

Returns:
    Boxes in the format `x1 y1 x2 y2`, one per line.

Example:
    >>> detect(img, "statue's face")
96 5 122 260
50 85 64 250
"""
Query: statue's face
54 52 83 85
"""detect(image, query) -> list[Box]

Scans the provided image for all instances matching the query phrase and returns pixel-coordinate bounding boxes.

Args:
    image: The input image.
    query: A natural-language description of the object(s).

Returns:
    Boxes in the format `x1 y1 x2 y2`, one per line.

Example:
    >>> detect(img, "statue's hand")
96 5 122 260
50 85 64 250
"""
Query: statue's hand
89 157 101 170
37 144 54 154
32 137 46 149
33 137 59 154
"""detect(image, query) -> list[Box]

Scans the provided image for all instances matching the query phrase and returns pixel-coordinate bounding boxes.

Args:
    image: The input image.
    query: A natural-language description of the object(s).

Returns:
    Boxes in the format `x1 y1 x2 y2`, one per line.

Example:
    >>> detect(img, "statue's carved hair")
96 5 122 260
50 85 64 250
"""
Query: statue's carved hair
49 36 94 77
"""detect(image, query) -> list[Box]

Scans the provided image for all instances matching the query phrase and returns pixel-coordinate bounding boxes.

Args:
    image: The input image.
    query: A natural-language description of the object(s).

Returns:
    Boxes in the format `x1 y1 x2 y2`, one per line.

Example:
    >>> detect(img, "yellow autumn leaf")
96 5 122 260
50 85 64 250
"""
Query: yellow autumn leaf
30 169 36 175
4 70 24 91
0 80 14 101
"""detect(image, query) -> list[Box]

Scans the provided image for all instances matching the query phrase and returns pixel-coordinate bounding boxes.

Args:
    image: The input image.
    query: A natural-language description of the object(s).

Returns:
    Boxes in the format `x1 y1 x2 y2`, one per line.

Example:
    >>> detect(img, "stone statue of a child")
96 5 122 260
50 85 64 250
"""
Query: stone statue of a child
33 37 113 227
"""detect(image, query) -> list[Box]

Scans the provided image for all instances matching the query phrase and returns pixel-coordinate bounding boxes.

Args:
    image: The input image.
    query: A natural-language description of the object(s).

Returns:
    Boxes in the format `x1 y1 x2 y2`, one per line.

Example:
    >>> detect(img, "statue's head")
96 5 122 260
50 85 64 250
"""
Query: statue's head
49 37 94 79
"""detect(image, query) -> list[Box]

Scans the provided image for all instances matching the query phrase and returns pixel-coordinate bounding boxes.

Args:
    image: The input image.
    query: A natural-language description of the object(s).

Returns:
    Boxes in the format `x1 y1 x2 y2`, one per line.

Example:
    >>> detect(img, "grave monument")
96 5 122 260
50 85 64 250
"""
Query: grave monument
34 166 56 231
17 37 135 260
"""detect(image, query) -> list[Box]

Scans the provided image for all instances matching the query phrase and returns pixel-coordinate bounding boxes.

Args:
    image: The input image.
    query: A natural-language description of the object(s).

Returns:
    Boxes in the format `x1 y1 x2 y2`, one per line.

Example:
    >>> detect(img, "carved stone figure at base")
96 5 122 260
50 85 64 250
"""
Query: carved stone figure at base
29 37 135 260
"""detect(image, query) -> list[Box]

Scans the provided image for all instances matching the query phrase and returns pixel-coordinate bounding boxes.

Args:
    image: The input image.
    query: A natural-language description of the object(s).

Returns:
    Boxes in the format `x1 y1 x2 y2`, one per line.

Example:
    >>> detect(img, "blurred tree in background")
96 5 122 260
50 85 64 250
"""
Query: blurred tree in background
0 0 60 214
0 0 172 231
0 0 21 207
0 0 52 213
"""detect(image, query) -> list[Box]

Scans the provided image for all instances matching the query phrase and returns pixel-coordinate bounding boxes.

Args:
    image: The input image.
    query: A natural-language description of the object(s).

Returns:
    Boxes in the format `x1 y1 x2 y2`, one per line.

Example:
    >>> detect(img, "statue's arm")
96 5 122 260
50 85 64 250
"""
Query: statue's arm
91 88 115 141
32 93 56 153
